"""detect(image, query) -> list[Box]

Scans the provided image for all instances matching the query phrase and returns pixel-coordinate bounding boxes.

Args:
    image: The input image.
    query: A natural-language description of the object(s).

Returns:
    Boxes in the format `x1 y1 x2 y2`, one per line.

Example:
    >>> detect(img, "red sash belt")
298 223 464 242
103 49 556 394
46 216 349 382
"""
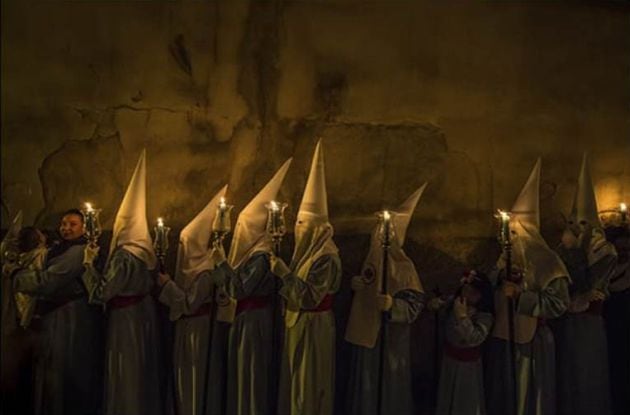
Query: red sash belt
108 294 146 309
236 295 271 316
444 341 481 362
586 300 603 315
303 294 334 313
181 303 213 319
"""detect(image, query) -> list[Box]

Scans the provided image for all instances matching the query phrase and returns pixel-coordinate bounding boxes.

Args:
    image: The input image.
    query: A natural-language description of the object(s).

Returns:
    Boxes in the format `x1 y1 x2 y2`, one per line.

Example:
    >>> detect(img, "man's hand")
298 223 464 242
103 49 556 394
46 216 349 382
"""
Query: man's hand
351 276 368 292
270 256 291 278
453 296 468 320
83 245 100 266
501 280 522 298
375 294 393 311
157 272 171 287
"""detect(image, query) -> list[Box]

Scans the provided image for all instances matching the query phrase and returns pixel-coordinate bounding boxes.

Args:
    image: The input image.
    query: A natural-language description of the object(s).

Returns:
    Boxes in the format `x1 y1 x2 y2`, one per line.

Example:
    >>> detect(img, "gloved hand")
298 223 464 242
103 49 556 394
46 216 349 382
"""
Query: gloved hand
375 294 393 311
270 256 291 278
351 275 368 291
157 272 171 288
427 297 447 312
209 244 227 267
83 245 100 266
453 296 468 320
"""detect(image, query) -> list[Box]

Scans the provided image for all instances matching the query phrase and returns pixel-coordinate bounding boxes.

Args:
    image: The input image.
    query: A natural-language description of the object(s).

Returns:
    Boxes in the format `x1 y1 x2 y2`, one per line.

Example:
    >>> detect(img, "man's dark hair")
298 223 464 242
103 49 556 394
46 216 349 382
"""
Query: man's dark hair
18 226 42 252
62 208 84 222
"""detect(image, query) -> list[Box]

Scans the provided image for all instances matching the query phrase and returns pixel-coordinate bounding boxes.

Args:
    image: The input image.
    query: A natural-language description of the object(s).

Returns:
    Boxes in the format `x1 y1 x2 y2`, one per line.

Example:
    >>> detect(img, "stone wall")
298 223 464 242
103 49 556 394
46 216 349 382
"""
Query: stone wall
2 2 629 411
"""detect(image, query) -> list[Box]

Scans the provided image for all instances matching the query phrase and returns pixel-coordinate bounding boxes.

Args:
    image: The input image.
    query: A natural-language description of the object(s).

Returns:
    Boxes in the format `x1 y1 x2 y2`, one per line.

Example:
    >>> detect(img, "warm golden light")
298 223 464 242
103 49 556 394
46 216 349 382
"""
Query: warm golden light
620 203 627 213
157 217 164 227
219 197 226 209
270 200 279 211
85 202 94 212
383 210 391 221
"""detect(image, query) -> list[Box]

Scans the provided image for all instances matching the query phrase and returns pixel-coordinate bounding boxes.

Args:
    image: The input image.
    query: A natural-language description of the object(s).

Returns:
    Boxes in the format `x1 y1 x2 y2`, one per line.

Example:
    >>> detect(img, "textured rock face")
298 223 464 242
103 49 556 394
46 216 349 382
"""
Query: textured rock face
2 2 629 412
3 0 629 278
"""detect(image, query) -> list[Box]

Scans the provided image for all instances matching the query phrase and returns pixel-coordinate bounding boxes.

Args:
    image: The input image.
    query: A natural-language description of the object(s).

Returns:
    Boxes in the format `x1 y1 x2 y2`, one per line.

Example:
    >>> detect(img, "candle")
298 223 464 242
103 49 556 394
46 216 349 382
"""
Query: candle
82 202 102 242
621 202 628 223
266 200 287 238
154 217 170 256
215 197 232 234
382 210 391 246
497 210 511 243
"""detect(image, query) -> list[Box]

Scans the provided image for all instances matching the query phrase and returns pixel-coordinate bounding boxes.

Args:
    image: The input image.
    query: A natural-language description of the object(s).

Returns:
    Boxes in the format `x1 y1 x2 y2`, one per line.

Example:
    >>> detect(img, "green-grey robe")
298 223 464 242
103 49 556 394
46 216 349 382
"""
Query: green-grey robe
485 277 569 415
345 289 425 415
14 244 102 415
159 269 225 415
215 252 279 415
278 254 342 415
83 248 165 415
553 246 615 415
436 309 493 415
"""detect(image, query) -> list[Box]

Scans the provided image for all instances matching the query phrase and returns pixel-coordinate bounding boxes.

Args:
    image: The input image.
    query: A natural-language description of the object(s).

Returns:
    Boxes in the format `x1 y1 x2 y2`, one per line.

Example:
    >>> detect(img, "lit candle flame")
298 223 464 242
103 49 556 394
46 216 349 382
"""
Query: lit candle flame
383 210 390 221
498 210 510 222
157 217 164 227
85 202 94 213
220 197 226 209
621 203 627 213
270 200 279 211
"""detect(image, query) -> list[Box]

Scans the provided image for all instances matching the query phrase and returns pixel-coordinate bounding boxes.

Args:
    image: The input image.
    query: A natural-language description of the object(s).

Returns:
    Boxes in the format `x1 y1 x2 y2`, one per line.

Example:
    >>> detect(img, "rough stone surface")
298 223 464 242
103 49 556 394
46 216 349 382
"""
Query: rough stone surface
2 2 629 412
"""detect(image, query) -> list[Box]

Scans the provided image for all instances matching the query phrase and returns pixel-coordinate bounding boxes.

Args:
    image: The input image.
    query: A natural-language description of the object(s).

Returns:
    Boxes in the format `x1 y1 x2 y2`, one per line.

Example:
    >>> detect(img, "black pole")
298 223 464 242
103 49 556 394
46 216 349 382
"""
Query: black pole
201 236 221 415
432 287 442 406
270 239 281 415
504 240 518 415
376 230 390 415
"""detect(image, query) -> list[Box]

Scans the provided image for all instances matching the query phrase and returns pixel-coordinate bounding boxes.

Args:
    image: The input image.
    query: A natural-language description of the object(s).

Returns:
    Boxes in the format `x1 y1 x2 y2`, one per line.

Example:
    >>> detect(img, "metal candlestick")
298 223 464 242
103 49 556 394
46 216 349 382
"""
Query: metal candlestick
82 202 102 248
153 217 171 272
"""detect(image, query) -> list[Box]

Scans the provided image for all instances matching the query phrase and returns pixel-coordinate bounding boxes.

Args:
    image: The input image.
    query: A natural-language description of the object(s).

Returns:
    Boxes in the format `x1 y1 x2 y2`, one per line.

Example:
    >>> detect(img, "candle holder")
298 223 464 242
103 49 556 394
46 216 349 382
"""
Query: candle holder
212 197 234 246
153 217 171 271
82 202 102 248
266 200 288 255
377 210 395 249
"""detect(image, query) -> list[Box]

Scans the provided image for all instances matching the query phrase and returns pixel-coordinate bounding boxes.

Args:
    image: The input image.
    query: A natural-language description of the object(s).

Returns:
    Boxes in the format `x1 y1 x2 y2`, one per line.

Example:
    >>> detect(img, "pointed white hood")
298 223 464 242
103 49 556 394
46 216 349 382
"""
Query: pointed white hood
569 153 615 266
507 158 568 288
345 184 427 348
291 140 338 273
109 149 157 269
227 158 292 269
176 185 228 289
571 153 600 227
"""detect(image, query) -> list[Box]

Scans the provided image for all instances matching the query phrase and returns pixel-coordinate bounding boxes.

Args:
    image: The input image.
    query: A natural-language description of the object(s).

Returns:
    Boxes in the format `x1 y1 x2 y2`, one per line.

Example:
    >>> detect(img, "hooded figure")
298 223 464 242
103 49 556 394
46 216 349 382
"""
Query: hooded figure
553 154 616 415
485 158 570 415
436 271 495 415
272 141 342 415
158 185 228 415
210 159 292 415
13 207 103 415
345 184 428 415
82 149 165 415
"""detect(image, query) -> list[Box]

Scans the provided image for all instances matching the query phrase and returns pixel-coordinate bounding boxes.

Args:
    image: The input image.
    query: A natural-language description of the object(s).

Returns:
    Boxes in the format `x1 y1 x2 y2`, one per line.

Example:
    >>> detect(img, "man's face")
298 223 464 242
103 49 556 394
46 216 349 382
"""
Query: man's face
59 213 84 241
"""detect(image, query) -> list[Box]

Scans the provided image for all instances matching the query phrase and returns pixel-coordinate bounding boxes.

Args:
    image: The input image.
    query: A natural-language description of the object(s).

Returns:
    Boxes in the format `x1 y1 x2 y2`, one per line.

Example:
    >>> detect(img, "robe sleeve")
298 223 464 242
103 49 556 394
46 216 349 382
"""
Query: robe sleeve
82 249 133 304
517 277 569 319
589 255 616 294
389 289 425 324
159 269 218 320
452 311 494 347
13 245 84 297
280 255 340 311
223 254 271 299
